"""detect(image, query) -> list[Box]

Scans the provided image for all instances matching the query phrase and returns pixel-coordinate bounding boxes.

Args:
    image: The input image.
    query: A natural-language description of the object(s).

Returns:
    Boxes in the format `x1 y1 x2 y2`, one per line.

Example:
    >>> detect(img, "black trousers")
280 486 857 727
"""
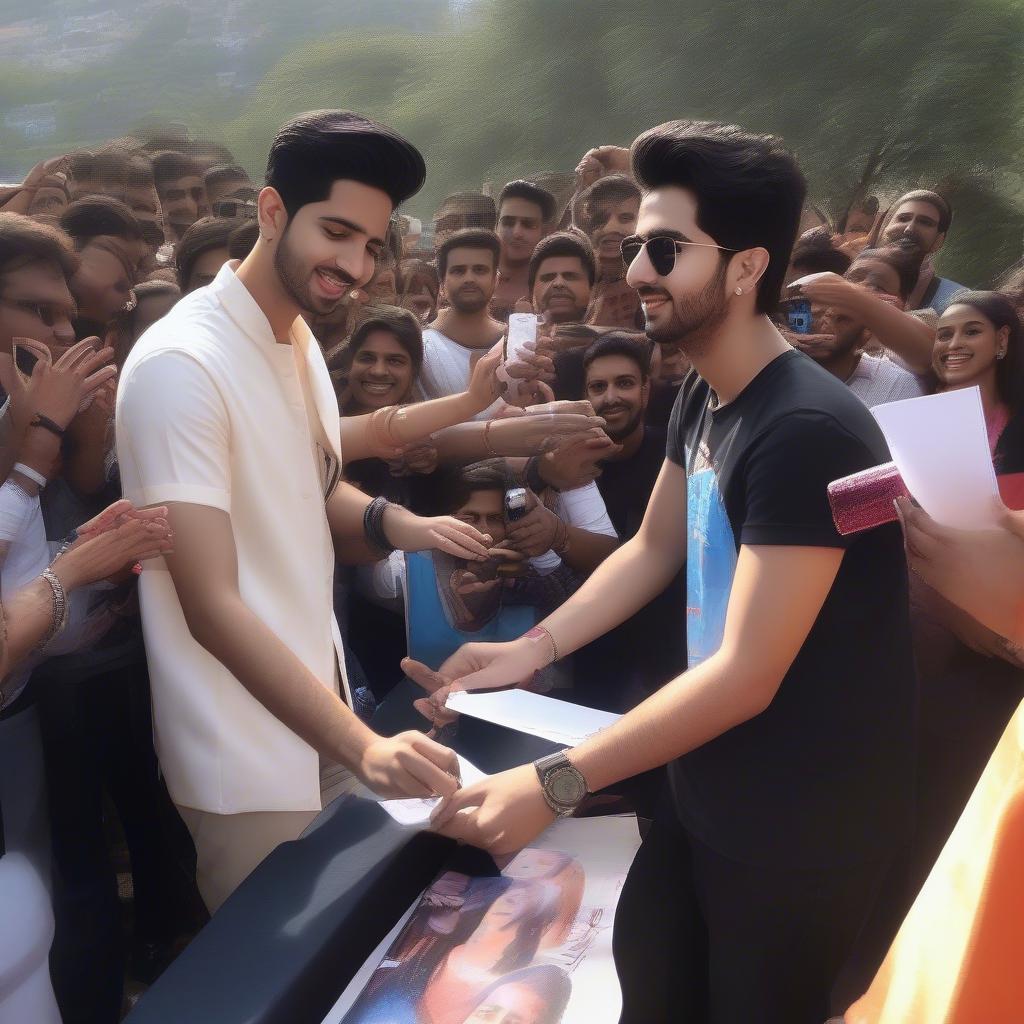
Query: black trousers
613 810 888 1024
36 658 201 1024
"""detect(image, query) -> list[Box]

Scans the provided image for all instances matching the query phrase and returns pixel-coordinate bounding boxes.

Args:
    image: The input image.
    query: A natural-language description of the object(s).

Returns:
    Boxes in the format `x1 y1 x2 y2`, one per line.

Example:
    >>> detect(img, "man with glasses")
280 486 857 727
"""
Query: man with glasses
409 121 916 1023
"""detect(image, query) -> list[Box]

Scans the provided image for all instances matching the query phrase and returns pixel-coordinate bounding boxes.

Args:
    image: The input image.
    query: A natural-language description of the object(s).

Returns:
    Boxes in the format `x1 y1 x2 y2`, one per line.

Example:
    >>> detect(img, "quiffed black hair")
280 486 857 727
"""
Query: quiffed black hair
791 227 851 278
497 180 557 224
348 304 424 377
60 195 142 244
943 290 1024 412
151 150 199 189
436 228 502 278
528 230 596 291
848 245 923 303
631 120 806 316
582 330 651 378
175 217 238 292
266 110 425 217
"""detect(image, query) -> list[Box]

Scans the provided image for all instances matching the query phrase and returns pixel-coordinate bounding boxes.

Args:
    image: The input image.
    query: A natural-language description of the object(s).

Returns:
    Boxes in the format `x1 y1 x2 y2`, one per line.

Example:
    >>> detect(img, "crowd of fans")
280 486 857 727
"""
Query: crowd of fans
1 116 1024 1024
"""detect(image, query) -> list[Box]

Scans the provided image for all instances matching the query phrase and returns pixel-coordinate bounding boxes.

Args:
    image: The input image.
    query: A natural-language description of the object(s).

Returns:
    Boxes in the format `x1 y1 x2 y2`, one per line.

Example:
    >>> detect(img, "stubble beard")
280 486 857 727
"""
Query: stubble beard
645 259 731 358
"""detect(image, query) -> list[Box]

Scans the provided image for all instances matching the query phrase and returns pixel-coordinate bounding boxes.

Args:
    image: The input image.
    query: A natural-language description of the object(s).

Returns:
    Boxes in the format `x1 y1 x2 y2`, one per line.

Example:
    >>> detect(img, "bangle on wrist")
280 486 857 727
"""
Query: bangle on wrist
13 462 48 488
369 406 402 450
363 495 397 555
522 624 558 665
484 419 499 457
35 566 70 652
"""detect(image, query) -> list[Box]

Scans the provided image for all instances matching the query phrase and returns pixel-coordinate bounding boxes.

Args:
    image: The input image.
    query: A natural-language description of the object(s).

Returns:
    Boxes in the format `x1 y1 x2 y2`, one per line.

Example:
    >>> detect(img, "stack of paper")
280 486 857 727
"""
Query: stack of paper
446 688 621 746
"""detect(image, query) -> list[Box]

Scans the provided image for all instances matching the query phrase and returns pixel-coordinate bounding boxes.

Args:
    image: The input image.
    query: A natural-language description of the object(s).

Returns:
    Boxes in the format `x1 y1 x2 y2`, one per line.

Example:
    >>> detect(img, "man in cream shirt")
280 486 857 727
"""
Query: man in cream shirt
117 111 492 912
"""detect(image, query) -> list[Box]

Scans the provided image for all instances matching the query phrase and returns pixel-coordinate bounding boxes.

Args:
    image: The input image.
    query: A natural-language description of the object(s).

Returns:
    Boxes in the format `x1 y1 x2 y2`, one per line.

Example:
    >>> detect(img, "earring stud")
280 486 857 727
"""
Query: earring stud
735 287 743 296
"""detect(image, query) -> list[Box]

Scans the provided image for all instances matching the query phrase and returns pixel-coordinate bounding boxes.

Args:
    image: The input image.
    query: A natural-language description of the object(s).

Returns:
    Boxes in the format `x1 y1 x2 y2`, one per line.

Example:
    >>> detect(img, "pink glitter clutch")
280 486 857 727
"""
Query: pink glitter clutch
828 461 910 536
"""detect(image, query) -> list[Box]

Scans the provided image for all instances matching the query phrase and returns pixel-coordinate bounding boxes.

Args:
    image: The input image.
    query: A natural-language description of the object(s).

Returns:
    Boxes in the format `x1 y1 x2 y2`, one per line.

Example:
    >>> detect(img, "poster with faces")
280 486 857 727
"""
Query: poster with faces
322 815 642 1024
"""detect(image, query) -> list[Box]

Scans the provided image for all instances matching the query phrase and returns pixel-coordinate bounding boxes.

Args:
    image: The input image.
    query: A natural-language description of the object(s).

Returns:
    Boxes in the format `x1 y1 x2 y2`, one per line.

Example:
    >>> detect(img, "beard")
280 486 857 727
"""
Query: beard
643 258 731 356
599 404 645 442
449 286 490 314
274 225 352 317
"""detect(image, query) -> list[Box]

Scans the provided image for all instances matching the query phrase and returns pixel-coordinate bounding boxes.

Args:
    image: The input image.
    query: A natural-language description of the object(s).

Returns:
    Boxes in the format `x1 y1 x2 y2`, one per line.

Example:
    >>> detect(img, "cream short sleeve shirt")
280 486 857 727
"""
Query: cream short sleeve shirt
116 262 350 814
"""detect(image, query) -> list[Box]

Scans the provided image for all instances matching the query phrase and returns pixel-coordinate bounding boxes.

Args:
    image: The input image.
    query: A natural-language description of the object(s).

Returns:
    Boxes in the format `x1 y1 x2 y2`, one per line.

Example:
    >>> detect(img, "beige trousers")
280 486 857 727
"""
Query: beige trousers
177 760 360 913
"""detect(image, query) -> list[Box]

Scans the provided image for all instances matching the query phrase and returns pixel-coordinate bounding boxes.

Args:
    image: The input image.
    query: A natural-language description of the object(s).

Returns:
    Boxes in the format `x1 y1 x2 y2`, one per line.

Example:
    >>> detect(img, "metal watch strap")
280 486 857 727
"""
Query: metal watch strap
534 750 588 817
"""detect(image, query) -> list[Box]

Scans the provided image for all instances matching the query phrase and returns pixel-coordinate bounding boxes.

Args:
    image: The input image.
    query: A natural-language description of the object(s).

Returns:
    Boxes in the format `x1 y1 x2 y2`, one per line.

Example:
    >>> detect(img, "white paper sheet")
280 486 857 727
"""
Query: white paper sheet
872 387 1002 529
446 688 621 746
378 754 487 827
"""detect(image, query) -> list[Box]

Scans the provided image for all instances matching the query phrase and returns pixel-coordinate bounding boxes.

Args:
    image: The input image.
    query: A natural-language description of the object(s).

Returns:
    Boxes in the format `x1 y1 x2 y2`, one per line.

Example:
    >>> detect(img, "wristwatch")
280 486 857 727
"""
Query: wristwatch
534 751 588 817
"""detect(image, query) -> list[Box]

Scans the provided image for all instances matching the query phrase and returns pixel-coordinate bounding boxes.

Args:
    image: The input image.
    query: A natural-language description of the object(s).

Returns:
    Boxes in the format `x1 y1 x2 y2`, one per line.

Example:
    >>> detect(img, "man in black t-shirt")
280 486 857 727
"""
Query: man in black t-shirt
407 120 916 1024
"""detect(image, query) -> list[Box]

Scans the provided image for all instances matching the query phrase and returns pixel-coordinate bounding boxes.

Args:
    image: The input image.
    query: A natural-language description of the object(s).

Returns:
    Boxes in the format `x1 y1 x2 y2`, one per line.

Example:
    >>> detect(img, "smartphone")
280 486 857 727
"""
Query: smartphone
783 298 813 335
505 487 528 522
499 314 539 403
504 313 538 364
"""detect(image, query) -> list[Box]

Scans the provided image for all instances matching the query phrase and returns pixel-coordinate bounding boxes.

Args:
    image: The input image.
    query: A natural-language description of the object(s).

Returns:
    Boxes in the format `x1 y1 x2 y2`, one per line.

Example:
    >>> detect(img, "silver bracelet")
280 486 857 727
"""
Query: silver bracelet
36 567 69 652
13 462 47 488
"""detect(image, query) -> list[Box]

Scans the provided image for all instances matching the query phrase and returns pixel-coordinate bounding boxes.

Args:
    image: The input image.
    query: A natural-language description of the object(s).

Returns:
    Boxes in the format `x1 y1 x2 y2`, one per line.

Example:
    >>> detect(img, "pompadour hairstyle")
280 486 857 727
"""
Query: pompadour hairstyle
266 110 426 216
631 120 807 315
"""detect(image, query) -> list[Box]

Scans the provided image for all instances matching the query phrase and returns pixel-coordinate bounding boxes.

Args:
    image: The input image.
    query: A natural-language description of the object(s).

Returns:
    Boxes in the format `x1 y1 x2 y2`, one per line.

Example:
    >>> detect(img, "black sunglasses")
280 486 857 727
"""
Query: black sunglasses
620 234 737 277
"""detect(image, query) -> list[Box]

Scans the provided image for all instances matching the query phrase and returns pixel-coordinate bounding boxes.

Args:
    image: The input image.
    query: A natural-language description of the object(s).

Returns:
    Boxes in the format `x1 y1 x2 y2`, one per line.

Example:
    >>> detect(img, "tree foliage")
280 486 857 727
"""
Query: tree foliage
1 0 1022 281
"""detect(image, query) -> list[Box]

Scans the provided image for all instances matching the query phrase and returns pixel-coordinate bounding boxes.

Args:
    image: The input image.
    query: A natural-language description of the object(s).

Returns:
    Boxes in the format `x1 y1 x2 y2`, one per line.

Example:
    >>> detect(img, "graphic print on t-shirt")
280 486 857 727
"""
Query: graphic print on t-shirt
686 442 737 669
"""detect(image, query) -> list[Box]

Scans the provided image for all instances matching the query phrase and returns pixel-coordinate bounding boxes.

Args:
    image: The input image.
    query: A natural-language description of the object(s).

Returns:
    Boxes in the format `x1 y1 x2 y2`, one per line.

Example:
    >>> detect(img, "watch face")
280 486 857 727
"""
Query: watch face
550 767 587 806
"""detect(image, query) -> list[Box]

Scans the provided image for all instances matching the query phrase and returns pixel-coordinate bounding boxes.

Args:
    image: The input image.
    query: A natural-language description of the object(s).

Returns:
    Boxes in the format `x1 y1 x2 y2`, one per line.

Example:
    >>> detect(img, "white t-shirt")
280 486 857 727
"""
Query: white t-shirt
417 328 503 420
846 354 927 409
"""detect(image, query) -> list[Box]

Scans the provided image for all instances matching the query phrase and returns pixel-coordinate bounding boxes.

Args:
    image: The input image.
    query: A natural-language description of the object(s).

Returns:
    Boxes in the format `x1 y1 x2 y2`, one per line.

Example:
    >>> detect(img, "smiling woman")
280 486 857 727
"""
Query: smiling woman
932 290 1024 459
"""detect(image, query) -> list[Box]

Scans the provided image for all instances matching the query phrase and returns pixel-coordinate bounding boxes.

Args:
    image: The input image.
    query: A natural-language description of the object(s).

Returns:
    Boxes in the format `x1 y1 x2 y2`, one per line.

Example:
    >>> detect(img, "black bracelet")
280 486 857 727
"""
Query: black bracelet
526 454 556 493
363 495 396 555
30 413 65 439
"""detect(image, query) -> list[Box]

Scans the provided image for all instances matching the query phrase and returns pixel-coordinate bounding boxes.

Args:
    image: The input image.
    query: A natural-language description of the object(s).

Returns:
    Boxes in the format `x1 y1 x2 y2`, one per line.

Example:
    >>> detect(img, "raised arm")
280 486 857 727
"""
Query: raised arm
339 344 502 462
406 457 687 697
433 541 844 853
797 273 936 374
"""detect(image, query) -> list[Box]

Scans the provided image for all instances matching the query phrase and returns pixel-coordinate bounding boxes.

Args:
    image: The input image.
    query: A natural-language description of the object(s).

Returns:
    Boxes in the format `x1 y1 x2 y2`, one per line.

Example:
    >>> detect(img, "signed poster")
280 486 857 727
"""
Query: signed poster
323 815 641 1024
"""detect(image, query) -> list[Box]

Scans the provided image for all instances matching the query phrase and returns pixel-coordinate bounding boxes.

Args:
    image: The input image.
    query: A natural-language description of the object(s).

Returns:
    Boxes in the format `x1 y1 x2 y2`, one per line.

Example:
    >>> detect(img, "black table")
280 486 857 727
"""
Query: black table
125 680 559 1024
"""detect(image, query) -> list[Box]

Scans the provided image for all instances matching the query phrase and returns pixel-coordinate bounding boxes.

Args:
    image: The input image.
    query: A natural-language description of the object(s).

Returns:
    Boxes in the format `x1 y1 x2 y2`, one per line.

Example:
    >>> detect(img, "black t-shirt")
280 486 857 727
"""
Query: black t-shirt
665 348 916 868
598 426 667 541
